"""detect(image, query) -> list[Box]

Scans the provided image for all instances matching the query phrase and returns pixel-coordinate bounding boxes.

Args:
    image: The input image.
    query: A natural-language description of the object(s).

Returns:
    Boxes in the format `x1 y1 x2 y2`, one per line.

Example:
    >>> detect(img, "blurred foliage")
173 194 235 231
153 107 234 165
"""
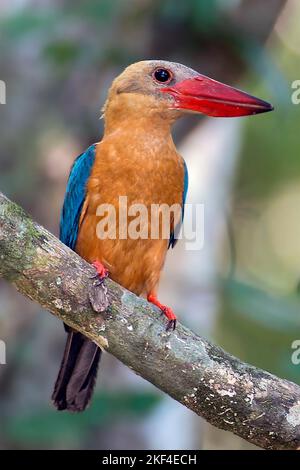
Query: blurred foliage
236 92 300 201
217 279 300 384
5 391 160 446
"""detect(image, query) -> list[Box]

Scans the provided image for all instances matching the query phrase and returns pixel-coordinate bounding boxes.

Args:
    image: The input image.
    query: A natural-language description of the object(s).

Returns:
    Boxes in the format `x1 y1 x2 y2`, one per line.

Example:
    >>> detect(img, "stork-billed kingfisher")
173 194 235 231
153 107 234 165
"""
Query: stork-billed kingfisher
52 60 273 412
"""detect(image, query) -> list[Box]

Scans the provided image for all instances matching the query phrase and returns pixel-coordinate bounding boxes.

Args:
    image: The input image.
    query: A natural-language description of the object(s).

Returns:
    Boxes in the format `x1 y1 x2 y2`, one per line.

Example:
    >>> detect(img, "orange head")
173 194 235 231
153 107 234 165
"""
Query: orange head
103 60 273 130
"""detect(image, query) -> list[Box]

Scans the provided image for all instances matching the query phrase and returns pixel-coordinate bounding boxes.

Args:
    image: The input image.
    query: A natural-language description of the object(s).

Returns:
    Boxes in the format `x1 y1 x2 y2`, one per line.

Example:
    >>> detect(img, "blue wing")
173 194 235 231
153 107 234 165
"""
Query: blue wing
60 144 96 250
169 160 189 249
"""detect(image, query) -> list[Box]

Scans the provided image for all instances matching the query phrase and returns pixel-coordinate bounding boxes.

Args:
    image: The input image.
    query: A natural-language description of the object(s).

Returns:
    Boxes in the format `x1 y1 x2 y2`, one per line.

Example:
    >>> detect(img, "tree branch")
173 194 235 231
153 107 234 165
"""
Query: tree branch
0 191 300 450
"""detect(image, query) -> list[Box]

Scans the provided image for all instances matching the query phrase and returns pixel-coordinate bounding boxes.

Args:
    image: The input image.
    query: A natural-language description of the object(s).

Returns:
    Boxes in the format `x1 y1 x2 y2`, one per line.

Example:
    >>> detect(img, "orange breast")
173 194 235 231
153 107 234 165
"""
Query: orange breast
75 131 184 296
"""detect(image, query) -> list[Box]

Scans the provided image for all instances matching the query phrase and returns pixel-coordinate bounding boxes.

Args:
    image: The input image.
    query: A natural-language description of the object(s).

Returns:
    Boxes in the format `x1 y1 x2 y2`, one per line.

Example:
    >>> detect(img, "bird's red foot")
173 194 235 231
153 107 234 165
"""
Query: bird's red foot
91 260 109 285
147 293 177 331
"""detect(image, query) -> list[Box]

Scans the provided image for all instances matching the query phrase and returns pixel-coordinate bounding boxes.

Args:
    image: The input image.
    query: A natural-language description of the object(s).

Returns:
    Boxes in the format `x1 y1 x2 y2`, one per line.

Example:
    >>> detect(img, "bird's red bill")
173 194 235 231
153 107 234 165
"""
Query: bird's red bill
161 74 273 117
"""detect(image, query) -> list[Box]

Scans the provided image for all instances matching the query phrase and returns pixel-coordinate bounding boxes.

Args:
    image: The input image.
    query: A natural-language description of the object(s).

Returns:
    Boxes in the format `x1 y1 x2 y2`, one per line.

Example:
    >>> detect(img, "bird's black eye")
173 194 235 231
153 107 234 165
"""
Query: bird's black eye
153 68 172 84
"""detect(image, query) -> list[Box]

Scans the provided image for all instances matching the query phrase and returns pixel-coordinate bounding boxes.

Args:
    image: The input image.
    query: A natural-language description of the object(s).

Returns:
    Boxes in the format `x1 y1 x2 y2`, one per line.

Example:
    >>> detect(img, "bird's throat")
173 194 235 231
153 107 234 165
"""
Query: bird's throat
103 92 176 142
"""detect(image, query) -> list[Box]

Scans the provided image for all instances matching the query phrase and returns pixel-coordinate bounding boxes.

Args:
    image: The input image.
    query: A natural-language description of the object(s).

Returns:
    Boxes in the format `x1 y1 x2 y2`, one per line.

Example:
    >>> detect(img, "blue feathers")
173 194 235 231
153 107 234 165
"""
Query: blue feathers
169 159 189 249
60 145 96 250
182 159 189 220
60 144 188 252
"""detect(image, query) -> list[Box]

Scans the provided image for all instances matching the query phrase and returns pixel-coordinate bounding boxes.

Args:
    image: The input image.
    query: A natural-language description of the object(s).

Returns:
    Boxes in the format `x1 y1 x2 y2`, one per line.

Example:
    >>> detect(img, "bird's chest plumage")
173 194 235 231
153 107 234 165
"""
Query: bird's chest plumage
76 135 184 295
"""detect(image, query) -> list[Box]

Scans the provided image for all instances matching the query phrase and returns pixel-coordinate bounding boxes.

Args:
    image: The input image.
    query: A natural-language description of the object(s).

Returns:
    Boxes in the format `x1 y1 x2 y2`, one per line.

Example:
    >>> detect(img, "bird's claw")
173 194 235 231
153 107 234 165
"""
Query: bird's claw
93 277 107 287
161 306 177 332
166 319 177 331
147 294 177 331
90 261 109 283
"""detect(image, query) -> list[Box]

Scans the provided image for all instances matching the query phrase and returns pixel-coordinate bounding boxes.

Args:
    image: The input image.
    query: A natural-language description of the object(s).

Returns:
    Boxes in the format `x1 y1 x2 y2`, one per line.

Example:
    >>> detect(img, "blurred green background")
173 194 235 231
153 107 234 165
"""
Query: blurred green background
0 0 299 450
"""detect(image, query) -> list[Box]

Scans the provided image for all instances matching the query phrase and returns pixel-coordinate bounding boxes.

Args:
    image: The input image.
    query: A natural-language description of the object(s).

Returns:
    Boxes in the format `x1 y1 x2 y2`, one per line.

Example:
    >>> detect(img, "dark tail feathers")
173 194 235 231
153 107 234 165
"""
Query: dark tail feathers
52 329 101 412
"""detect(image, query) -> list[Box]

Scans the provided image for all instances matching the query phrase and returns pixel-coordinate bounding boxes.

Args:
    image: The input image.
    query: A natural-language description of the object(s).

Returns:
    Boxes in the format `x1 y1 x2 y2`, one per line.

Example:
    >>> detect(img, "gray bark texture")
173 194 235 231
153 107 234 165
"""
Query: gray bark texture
0 190 300 450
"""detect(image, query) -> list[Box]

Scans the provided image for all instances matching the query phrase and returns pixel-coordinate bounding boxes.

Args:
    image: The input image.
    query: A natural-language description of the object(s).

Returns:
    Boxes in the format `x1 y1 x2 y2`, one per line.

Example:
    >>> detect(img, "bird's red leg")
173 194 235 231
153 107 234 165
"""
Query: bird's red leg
147 293 177 331
91 260 109 285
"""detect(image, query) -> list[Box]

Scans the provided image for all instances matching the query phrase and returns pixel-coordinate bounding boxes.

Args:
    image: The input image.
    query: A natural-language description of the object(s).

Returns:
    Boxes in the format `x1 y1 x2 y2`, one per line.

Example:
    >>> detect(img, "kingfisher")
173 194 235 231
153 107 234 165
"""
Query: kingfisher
52 60 273 412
